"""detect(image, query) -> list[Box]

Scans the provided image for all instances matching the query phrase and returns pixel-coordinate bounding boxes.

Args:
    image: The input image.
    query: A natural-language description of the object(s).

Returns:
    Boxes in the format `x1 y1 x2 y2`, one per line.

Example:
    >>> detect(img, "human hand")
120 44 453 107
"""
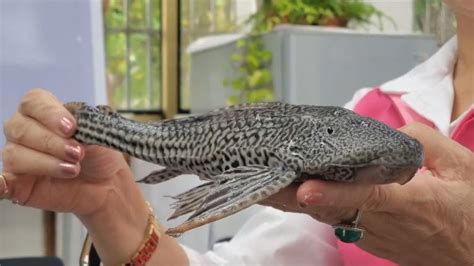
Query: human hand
1 89 137 215
1 89 155 264
262 124 474 265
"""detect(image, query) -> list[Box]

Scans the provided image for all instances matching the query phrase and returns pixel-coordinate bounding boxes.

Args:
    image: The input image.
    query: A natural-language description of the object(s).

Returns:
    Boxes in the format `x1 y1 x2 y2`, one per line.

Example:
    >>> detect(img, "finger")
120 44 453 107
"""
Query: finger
4 113 84 163
2 172 75 212
2 142 80 179
295 179 404 212
260 184 359 224
18 88 76 137
399 123 473 171
260 184 302 210
0 172 35 204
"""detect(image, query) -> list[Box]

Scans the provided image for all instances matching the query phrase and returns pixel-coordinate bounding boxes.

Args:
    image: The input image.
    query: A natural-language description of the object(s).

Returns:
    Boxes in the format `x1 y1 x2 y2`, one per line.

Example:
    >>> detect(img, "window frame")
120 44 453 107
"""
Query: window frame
104 0 172 117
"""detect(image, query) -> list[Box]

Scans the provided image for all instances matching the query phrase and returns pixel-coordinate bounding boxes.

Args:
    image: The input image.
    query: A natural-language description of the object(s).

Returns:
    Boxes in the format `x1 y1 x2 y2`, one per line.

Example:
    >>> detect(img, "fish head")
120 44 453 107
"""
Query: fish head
303 107 423 185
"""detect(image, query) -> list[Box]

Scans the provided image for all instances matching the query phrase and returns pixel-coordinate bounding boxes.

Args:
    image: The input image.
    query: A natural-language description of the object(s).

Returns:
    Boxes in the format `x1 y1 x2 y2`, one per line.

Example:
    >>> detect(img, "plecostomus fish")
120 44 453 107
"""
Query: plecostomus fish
65 102 423 236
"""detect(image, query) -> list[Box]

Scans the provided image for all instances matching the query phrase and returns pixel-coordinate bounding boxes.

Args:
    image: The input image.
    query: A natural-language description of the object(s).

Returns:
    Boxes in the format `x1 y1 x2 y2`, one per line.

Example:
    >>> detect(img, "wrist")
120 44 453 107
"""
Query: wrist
76 170 189 265
77 179 150 264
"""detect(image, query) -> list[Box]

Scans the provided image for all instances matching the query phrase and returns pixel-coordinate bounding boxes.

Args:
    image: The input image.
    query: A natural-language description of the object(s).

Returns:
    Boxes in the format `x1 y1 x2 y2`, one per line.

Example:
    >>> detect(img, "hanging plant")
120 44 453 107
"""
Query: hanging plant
224 0 391 105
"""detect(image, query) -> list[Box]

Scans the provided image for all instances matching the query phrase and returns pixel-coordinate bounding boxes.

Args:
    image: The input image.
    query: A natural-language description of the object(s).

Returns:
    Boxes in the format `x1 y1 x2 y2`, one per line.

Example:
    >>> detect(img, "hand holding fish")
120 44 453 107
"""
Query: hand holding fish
263 124 474 265
4 89 472 265
1 89 187 265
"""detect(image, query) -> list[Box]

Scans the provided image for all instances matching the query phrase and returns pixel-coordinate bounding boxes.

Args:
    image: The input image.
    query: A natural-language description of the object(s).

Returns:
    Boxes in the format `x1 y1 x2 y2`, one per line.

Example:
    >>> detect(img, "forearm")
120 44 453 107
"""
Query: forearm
77 171 188 265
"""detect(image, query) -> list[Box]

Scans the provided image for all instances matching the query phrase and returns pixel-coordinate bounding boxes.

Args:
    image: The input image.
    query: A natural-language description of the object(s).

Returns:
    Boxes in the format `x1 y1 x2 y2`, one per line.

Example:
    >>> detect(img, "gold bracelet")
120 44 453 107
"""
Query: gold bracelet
123 202 161 266
79 201 161 266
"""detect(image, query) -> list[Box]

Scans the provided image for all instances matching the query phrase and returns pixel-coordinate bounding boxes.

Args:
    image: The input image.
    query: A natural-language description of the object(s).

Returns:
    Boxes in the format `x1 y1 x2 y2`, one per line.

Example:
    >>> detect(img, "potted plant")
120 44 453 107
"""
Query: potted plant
225 0 391 105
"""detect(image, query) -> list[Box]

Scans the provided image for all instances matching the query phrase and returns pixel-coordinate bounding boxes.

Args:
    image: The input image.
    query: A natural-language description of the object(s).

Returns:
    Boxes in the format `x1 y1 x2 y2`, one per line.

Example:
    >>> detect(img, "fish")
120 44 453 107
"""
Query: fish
64 102 423 236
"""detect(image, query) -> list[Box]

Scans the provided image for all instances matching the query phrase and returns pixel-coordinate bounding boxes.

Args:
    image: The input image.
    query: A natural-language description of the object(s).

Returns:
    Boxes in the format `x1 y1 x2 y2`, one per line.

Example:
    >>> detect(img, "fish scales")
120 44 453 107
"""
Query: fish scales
65 102 423 236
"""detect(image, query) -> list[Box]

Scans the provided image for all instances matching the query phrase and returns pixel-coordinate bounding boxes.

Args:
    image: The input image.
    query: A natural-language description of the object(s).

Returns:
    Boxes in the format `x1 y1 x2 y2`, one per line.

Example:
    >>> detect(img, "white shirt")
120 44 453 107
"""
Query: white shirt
182 36 473 265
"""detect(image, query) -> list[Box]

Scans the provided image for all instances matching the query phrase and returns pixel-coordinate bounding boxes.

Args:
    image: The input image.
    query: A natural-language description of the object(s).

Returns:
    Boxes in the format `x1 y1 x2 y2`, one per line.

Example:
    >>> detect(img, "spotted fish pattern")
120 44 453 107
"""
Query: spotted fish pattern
65 102 423 236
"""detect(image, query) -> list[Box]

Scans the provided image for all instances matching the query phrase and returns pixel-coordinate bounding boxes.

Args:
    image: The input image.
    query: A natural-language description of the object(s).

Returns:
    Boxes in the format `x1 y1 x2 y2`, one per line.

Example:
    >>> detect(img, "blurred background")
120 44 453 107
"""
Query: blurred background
0 0 456 264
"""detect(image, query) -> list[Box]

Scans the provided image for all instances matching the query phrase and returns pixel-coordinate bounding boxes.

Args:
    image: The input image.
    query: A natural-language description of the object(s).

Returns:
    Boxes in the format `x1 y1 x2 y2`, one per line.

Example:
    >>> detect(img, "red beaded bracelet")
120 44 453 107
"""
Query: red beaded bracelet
125 213 161 266
80 202 161 266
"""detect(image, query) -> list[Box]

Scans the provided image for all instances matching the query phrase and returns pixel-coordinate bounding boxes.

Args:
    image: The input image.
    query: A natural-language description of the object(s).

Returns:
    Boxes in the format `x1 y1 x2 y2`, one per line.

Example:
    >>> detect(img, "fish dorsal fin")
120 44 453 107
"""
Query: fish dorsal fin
209 102 284 114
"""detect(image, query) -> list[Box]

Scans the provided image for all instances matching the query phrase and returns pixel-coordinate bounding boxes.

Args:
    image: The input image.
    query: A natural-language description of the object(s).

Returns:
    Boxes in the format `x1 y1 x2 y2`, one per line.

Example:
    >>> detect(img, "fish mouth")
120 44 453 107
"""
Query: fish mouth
327 155 422 184
347 152 423 184
352 164 419 185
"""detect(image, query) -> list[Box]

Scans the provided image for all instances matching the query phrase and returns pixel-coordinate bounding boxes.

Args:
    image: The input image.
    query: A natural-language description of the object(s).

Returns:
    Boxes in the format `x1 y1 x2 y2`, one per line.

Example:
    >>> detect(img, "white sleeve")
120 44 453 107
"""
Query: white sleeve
343 87 373 111
181 207 343 266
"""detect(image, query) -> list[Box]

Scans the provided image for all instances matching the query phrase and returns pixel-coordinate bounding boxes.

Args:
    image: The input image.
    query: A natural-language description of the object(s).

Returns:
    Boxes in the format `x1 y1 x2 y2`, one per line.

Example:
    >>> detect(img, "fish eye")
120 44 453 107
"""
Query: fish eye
327 127 334 135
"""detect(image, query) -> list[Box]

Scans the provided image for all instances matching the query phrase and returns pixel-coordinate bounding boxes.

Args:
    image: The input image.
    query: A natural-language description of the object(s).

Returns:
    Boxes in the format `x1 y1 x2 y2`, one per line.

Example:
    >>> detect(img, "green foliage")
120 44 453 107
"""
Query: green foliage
225 0 387 105
225 36 273 105
413 0 444 31
179 0 241 110
105 0 161 110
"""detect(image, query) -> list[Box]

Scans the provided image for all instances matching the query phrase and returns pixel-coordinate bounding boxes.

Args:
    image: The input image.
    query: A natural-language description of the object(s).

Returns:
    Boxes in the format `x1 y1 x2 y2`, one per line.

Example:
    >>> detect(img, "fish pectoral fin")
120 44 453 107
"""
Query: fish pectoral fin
165 166 297 237
167 182 215 220
137 168 184 184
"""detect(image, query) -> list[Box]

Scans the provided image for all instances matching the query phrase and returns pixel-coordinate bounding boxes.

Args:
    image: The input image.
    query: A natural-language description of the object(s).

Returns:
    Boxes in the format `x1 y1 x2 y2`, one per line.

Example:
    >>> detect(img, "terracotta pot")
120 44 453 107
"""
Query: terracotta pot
320 17 349 27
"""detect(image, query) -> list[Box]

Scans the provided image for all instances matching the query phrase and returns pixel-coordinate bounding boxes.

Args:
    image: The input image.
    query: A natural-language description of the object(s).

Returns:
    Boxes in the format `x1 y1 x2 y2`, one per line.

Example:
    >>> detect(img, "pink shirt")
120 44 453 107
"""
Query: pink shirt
337 88 474 265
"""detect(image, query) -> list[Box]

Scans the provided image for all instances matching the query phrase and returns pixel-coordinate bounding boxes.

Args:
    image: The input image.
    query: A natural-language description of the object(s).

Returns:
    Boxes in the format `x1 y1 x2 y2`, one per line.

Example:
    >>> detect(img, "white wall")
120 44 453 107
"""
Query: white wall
0 0 106 263
0 202 44 258
363 0 414 33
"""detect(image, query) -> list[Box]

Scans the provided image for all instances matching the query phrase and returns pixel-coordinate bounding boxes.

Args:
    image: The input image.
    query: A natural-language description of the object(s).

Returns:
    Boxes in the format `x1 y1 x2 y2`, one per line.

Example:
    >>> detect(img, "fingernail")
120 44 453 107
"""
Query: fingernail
60 163 78 177
60 117 73 135
65 145 81 162
303 192 323 205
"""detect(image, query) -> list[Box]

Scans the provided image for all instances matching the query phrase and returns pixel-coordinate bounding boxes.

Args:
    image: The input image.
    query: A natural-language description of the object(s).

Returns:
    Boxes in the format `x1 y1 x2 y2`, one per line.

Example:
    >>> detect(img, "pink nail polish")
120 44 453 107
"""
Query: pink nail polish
303 192 323 205
60 163 77 177
65 145 81 162
60 117 73 135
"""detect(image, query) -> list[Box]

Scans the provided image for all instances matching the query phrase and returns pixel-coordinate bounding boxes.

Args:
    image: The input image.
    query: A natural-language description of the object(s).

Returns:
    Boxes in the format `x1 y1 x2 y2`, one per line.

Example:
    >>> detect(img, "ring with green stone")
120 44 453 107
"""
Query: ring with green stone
332 209 364 243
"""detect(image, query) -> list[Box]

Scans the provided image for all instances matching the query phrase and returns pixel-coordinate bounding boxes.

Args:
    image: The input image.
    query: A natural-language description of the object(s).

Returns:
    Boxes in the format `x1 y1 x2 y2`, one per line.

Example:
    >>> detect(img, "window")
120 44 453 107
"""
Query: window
104 0 162 113
104 1 453 116
103 0 257 115
178 0 257 112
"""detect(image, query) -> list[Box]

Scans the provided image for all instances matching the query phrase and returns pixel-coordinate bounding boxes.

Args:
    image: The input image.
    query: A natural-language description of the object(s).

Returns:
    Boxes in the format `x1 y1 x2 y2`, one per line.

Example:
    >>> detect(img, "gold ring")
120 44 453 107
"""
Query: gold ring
0 173 9 200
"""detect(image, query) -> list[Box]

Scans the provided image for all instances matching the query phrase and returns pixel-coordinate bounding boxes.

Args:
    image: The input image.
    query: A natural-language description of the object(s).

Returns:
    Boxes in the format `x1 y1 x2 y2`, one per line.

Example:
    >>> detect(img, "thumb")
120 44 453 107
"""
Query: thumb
399 123 472 175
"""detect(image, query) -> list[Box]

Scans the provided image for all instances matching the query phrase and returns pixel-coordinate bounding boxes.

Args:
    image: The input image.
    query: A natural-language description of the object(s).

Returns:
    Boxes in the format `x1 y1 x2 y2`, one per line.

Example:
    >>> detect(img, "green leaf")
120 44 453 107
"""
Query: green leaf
306 15 316 24
227 95 241 106
246 54 260 69
231 54 243 62
260 70 272 84
271 16 281 25
248 70 263 87
260 50 272 62
231 78 245 91
247 88 274 103
223 79 230 87
236 39 247 48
